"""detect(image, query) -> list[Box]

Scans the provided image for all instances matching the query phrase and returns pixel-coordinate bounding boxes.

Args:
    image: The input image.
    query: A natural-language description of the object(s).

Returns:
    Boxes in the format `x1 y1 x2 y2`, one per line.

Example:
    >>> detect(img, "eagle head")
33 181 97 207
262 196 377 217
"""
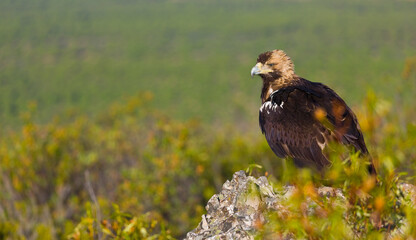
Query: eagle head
251 50 295 80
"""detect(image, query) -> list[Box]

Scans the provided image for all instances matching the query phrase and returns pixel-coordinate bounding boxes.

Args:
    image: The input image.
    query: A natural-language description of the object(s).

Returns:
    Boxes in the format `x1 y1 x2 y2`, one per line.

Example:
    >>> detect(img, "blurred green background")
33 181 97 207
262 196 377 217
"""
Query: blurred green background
0 0 416 239
1 0 415 126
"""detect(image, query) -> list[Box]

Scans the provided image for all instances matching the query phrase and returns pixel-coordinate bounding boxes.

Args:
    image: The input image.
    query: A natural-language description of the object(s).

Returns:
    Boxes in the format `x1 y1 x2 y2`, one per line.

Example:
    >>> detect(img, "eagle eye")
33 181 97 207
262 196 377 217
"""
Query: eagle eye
267 63 275 67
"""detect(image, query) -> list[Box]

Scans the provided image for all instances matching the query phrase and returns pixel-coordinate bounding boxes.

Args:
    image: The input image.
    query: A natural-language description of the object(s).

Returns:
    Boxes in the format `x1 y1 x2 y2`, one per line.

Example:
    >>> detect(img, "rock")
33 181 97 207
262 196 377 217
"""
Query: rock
185 171 416 240
185 171 294 240
185 171 268 240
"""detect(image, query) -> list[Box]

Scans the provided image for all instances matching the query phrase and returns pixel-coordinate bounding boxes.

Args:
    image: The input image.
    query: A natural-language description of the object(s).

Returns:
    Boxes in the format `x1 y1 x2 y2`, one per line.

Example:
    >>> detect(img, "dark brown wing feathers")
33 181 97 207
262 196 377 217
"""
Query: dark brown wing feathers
259 78 374 173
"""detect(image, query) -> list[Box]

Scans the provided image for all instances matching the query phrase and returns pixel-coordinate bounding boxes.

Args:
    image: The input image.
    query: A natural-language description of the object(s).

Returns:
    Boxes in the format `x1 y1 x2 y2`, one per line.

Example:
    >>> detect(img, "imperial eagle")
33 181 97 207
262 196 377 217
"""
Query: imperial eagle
251 50 376 175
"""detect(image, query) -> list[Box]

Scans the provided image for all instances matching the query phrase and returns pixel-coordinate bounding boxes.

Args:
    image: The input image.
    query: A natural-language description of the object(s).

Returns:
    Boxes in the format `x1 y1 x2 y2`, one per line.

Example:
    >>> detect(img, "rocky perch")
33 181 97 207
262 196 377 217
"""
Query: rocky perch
185 171 416 240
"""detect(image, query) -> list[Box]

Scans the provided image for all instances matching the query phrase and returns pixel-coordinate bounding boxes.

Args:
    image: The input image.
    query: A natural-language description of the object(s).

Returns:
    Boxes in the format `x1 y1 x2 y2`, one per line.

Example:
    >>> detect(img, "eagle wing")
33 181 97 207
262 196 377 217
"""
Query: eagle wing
259 81 368 171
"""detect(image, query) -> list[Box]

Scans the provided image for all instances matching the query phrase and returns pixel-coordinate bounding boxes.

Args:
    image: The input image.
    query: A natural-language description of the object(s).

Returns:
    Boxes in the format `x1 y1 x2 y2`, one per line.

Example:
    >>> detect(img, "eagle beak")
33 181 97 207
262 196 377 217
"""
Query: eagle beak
251 63 262 77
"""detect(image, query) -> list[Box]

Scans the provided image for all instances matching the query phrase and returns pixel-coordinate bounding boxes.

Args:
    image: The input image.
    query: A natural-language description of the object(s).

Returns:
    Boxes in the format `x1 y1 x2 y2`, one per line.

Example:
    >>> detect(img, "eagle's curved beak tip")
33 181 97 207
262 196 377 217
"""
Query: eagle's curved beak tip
251 64 260 77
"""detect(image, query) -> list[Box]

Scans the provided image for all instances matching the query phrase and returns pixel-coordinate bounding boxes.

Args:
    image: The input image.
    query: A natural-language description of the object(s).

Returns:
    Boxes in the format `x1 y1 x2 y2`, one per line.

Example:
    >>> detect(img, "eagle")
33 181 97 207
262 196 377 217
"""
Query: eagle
251 50 376 175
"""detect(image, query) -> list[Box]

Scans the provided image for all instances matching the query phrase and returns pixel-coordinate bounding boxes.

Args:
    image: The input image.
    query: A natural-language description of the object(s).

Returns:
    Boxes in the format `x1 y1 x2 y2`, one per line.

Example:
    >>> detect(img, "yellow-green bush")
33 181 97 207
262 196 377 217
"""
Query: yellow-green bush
0 92 277 239
0 68 415 239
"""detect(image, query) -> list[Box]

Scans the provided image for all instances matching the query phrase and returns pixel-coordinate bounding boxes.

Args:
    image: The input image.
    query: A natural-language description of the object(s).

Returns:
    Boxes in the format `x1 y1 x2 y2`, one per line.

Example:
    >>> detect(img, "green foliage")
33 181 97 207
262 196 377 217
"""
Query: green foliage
0 61 414 239
0 77 415 238
68 204 174 240
0 91 278 239
257 156 413 239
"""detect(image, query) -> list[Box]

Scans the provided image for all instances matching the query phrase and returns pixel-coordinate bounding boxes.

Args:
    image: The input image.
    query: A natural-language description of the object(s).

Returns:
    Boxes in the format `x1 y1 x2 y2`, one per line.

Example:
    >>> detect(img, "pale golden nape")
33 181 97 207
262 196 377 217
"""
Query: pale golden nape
253 50 296 80
265 50 295 79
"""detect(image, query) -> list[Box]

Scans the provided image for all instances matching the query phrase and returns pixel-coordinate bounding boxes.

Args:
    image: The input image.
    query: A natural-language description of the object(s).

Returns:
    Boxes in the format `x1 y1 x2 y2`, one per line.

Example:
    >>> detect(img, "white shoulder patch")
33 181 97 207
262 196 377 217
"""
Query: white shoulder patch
260 101 277 114
260 90 283 114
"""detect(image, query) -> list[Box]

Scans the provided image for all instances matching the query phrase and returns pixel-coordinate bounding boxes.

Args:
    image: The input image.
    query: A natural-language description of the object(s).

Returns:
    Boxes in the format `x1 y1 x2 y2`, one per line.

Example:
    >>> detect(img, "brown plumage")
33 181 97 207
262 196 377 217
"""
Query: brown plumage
251 50 376 175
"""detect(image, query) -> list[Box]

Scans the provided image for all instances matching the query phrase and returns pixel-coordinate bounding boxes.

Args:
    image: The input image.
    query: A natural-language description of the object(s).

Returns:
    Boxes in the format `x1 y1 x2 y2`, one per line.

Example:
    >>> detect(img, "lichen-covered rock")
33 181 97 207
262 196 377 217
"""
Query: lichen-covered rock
185 171 275 240
185 171 302 239
185 171 416 240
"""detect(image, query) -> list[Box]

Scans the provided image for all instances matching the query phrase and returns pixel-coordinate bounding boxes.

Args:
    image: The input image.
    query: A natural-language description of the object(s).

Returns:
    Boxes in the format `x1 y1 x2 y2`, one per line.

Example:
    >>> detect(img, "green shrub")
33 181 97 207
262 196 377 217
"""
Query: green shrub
0 64 415 238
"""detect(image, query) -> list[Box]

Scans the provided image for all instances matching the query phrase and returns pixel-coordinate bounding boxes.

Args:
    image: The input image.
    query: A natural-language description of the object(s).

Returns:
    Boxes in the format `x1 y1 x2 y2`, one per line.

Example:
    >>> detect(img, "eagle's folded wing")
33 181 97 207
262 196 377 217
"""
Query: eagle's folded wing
259 82 368 170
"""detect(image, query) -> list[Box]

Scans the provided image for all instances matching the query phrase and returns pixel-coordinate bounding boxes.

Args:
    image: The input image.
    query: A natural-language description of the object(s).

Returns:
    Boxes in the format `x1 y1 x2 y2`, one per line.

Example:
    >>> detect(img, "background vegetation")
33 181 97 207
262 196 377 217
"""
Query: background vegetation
0 0 415 239
1 0 415 125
